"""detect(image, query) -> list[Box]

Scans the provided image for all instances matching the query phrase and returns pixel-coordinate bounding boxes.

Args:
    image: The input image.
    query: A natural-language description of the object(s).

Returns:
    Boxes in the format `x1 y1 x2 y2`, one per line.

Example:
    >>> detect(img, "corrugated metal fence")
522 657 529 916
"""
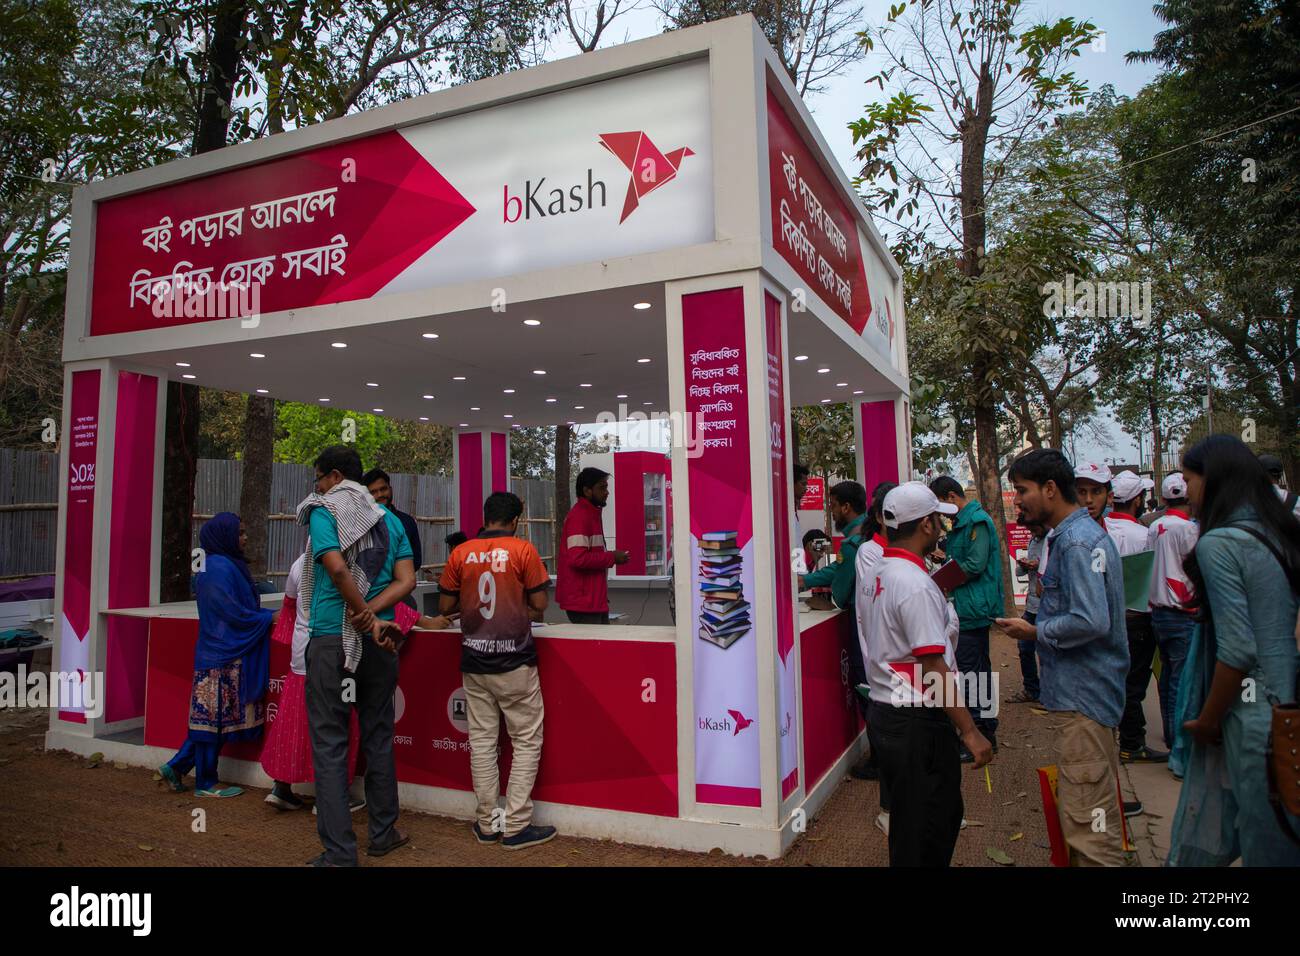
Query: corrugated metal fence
1 449 557 583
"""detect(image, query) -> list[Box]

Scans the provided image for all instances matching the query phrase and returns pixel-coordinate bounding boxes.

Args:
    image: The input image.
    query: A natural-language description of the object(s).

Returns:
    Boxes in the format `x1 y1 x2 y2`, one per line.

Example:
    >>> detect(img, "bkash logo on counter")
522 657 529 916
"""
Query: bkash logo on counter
502 131 693 225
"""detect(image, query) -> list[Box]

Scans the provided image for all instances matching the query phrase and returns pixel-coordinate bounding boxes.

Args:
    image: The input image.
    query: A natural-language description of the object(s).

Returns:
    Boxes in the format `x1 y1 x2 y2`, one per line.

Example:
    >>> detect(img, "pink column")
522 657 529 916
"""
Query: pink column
454 428 510 538
104 370 161 723
855 397 905 493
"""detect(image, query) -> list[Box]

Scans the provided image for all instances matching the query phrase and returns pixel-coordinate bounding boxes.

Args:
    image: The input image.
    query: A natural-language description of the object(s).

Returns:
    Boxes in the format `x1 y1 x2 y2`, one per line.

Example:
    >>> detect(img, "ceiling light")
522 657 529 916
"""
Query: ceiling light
817 367 830 374
181 374 196 379
794 355 808 361
331 342 347 349
523 319 541 326
421 332 439 339
637 358 651 364
419 416 429 422
617 394 628 399
643 401 653 406
422 394 434 400
836 382 848 387
250 353 265 359
470 407 481 411
175 362 190 367
320 398 331 403
503 388 515 394
255 388 268 394
372 408 384 413
366 382 379 387
579 383 592 388
853 390 864 395
633 302 651 310
545 398 557 403
459 422 469 427
821 399 831 403
453 376 466 381
504 414 514 419
533 370 546 375
574 405 584 410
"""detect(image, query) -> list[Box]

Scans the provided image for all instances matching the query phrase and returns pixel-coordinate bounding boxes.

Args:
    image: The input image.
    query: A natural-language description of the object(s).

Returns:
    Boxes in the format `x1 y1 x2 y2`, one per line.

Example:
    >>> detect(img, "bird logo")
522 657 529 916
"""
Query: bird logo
727 709 755 735
598 131 694 224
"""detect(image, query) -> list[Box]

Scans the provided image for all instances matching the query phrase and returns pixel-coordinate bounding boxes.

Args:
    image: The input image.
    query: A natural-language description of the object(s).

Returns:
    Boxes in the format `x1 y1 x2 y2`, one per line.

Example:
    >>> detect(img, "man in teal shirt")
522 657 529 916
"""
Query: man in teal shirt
798 481 868 611
930 476 1004 756
303 445 415 867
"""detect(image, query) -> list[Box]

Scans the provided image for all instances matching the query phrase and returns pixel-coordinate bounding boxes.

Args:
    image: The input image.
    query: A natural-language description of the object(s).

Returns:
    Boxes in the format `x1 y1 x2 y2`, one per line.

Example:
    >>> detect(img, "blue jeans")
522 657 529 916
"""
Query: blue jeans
1018 611 1040 698
167 738 222 791
1151 607 1193 749
956 626 997 738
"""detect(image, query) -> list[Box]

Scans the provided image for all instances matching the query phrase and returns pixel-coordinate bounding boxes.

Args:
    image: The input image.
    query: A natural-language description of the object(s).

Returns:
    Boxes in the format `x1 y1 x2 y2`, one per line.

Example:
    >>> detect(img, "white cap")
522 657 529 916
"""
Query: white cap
1074 462 1112 485
882 482 959 528
1162 472 1187 500
1111 470 1145 503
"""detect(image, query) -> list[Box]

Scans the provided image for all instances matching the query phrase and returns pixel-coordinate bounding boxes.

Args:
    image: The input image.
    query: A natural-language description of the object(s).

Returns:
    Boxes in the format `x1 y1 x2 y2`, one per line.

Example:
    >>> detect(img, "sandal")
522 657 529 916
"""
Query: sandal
1006 689 1039 704
196 786 244 798
366 828 410 857
158 764 187 792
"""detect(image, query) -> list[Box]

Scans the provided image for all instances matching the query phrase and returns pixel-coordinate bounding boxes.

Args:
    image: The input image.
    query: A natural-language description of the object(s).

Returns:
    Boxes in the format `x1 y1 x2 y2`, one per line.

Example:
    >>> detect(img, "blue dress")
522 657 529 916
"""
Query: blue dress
1168 511 1300 866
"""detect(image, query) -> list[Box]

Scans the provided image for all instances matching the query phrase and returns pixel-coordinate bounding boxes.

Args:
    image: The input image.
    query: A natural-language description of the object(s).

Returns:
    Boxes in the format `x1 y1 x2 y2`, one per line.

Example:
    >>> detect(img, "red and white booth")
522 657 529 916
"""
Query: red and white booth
48 15 909 857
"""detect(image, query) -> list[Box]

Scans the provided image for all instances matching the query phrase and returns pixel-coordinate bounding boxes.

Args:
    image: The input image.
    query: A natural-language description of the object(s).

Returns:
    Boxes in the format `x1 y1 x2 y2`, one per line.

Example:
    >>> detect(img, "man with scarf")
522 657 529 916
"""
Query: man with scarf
158 512 277 798
298 445 415 867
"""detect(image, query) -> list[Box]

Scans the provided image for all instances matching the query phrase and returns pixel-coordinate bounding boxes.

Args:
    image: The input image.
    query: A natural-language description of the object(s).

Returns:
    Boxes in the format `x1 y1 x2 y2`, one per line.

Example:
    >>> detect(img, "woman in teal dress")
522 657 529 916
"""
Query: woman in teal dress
1168 435 1300 865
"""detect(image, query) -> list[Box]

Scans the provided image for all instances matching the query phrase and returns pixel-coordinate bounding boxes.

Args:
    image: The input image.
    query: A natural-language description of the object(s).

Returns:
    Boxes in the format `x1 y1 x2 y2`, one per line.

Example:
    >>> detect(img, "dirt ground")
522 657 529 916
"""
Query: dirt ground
0 630 1090 867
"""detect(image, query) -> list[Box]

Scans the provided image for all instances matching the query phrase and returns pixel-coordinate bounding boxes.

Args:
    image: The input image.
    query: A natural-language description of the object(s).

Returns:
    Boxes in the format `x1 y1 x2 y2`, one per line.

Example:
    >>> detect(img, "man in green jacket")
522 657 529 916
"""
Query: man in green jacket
930 476 1004 757
798 480 868 612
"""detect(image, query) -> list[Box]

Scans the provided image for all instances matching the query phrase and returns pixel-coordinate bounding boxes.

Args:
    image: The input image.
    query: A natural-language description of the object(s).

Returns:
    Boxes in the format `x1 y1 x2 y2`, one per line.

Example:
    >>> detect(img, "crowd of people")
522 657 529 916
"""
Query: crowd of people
157 447 634 866
151 432 1300 869
816 436 1300 867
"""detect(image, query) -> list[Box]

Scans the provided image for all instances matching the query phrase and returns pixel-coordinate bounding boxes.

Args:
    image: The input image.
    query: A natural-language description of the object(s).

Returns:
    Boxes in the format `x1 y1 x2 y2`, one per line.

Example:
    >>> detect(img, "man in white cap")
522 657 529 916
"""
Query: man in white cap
1146 472 1198 758
862 482 991 867
1074 461 1114 529
1107 471 1167 768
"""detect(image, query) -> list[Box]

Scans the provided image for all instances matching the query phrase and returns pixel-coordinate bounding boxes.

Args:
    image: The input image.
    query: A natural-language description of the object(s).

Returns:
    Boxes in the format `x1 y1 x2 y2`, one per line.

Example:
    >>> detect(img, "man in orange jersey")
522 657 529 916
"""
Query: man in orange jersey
439 491 555 850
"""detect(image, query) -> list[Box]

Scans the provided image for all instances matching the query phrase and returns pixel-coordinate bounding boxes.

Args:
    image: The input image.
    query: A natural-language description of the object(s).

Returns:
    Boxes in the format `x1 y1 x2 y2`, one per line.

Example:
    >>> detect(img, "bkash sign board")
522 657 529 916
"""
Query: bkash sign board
89 60 714 336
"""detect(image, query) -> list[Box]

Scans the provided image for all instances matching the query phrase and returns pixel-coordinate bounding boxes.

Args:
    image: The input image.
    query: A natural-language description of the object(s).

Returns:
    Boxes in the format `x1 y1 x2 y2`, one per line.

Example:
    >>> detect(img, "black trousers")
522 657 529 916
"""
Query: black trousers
565 610 610 625
865 697 889 811
873 703 963 867
305 634 401 866
1118 611 1156 751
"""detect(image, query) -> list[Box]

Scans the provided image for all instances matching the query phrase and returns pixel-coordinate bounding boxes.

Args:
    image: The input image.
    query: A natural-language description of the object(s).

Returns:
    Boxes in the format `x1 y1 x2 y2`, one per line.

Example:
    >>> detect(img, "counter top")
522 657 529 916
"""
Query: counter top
103 601 676 643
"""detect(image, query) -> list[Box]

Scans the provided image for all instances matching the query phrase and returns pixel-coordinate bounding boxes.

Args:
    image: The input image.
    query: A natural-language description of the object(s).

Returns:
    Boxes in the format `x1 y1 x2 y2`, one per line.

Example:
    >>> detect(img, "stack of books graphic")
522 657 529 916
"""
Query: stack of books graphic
698 531 751 649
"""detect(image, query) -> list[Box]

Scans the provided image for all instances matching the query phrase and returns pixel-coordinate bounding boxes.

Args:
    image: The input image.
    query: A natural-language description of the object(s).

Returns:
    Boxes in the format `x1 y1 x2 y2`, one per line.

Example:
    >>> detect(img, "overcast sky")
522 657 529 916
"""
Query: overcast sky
571 1 1168 467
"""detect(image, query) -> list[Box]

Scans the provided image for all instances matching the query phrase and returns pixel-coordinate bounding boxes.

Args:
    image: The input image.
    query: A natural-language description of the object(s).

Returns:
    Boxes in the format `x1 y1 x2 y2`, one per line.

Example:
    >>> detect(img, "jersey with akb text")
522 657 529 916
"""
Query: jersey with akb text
440 531 550 674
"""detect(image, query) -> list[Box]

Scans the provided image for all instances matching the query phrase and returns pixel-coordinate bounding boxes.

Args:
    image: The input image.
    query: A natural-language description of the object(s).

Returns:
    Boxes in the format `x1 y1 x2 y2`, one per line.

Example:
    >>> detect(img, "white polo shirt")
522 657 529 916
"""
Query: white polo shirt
1104 511 1150 557
861 547 959 707
1147 509 1199 609
854 532 888 674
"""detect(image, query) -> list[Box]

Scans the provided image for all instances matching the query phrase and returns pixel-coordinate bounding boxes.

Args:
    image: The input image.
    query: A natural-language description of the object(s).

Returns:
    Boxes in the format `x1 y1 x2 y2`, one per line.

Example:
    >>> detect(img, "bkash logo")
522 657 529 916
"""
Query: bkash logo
698 709 755 736
598 132 694 223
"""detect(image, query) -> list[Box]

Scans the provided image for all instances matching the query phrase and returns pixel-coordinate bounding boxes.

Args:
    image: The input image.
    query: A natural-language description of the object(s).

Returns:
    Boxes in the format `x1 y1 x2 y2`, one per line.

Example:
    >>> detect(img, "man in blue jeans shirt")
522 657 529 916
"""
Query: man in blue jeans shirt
998 449 1128 866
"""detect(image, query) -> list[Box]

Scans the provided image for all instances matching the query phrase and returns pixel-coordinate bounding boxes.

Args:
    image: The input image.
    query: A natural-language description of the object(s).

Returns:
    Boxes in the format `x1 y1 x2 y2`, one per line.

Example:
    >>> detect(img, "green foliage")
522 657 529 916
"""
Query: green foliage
274 403 398 467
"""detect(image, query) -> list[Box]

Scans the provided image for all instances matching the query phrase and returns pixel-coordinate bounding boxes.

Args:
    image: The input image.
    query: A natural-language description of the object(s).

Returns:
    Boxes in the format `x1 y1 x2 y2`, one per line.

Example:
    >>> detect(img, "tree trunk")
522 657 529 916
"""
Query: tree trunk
554 425 571 570
973 400 1015 614
160 382 201 601
238 395 276 579
160 0 250 601
1149 394 1164 487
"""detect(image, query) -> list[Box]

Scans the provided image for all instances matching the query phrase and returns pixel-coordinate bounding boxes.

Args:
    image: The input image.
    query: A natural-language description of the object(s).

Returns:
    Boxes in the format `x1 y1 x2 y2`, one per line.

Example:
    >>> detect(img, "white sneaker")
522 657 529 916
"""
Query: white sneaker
875 812 889 835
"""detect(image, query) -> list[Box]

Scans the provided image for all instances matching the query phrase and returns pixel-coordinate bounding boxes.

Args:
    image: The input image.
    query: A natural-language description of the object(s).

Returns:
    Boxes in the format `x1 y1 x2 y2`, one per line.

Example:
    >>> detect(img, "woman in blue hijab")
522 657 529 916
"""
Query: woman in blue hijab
159 513 277 797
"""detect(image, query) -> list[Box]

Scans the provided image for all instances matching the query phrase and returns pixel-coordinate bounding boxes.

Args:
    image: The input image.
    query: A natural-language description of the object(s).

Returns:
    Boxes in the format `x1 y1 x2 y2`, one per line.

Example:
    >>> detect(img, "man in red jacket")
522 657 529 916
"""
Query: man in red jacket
557 467 628 623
